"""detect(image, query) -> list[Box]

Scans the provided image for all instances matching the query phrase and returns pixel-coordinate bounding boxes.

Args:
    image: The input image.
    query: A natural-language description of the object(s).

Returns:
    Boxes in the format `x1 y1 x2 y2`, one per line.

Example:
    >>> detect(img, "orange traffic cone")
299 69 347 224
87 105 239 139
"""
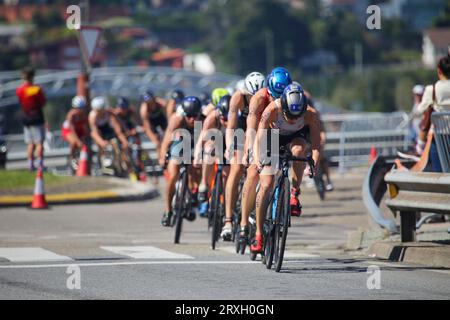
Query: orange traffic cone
31 169 48 209
369 146 377 164
76 145 89 177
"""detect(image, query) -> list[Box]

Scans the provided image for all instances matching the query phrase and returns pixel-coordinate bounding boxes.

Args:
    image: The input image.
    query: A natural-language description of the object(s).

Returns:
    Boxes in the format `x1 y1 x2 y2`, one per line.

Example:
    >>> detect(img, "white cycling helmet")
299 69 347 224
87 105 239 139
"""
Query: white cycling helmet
244 72 265 96
71 95 86 109
91 96 107 110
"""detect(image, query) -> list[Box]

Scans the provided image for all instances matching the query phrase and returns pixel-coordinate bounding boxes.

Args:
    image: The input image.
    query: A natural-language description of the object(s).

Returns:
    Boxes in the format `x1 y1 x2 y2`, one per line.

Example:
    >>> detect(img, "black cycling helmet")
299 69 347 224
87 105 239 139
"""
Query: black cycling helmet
182 96 202 117
216 95 231 121
141 90 154 102
171 89 185 101
117 96 130 109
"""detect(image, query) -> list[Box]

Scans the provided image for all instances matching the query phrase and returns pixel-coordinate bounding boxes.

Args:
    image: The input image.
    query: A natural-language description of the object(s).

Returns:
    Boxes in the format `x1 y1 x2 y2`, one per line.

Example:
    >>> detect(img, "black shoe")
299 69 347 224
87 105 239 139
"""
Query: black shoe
239 225 249 243
161 212 173 227
186 210 196 222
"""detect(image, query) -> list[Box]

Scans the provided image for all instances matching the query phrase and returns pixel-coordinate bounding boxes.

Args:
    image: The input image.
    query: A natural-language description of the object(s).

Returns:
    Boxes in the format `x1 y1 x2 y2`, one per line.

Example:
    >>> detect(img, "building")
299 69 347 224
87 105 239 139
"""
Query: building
422 28 450 69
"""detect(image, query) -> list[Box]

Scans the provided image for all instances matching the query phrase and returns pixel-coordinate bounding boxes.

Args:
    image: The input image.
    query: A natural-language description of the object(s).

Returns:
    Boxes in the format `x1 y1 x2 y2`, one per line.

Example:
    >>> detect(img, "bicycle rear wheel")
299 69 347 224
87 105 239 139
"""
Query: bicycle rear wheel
174 171 188 244
274 177 290 272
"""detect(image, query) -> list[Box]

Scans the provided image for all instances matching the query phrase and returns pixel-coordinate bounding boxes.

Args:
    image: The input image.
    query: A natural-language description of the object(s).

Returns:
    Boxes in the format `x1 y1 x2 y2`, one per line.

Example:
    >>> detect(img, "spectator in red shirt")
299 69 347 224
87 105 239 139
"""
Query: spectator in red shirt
16 67 46 171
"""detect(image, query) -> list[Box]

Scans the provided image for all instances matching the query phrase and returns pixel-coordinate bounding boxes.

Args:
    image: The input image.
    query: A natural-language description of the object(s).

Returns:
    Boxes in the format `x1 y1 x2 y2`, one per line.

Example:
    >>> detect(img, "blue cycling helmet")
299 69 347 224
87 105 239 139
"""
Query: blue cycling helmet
267 67 292 99
281 83 307 119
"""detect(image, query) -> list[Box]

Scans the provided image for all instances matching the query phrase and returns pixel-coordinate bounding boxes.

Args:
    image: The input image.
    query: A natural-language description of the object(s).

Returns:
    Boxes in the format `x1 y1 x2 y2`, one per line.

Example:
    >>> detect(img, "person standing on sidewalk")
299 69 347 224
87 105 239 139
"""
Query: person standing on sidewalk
16 66 47 171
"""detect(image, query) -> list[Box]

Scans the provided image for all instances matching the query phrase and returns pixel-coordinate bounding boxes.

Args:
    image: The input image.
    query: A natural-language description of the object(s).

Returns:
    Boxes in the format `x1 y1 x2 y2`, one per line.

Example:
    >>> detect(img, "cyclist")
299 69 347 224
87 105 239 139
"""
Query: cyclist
166 89 185 119
88 96 130 171
61 95 90 172
238 67 292 246
220 71 265 241
160 96 203 227
113 96 146 180
140 90 168 159
251 83 321 253
194 95 231 218
200 88 229 120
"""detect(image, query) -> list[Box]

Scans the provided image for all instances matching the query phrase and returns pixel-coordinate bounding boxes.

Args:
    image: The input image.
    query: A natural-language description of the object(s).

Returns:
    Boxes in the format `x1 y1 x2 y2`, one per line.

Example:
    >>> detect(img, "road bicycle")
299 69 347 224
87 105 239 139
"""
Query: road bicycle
262 146 315 272
170 156 193 244
209 163 226 250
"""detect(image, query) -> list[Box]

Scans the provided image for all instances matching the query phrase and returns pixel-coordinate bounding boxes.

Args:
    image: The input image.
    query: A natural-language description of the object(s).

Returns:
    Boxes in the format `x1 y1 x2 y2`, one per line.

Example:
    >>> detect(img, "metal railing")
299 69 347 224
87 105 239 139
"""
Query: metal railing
384 170 450 242
0 66 240 108
321 112 410 173
432 111 450 173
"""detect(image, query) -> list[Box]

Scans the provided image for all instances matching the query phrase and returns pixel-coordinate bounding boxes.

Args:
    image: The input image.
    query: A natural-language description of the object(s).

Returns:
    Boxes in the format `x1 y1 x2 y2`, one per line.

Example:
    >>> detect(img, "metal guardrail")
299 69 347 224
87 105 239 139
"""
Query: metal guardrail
432 111 450 173
384 171 450 242
320 112 410 172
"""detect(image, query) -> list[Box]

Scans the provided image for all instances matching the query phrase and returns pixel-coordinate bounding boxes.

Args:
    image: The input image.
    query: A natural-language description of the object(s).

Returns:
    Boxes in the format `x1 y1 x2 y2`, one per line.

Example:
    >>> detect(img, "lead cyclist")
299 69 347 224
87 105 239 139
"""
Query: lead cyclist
251 83 321 253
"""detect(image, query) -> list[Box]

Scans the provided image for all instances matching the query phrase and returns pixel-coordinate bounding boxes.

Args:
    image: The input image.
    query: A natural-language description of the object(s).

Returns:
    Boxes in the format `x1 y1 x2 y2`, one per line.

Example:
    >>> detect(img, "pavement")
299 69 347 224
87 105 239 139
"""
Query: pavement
0 168 449 300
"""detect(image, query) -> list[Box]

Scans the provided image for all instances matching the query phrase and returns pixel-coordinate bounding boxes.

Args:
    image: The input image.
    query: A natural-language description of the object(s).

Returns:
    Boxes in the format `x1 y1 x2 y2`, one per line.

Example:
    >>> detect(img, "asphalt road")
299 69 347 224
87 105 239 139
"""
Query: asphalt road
0 170 449 300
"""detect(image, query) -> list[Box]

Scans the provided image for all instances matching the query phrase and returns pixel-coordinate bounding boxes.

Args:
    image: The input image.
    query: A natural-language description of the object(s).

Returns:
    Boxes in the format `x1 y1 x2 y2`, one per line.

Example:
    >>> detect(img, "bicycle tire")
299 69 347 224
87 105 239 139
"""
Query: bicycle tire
174 170 188 244
314 168 325 201
275 177 290 272
211 171 223 250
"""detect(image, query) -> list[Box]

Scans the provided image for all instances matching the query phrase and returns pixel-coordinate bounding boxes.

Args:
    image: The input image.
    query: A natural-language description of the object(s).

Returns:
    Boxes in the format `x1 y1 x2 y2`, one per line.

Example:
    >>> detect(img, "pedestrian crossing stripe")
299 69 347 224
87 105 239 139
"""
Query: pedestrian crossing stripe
100 246 194 260
0 247 72 262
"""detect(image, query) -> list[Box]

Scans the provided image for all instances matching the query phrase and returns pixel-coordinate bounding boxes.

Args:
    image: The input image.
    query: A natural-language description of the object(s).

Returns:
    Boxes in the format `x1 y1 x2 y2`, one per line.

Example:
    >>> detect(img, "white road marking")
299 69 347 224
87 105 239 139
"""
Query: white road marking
218 246 319 258
0 247 72 262
100 246 194 260
0 260 259 269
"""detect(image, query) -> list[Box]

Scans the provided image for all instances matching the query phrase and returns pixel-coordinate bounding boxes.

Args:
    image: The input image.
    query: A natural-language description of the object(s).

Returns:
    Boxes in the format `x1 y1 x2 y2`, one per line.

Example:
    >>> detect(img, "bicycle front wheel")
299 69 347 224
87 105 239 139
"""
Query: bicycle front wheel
274 177 290 272
211 172 224 250
174 171 188 244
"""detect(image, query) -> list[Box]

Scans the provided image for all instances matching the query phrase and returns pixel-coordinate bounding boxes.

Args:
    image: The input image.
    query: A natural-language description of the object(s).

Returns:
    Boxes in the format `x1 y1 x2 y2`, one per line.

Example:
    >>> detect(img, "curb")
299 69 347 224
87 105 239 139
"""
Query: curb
366 241 450 268
0 180 160 208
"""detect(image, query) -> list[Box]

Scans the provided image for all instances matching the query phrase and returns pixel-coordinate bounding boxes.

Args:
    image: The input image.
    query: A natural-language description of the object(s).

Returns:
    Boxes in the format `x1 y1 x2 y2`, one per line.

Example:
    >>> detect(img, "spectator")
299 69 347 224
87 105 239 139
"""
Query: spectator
408 84 424 148
16 66 46 171
416 54 450 172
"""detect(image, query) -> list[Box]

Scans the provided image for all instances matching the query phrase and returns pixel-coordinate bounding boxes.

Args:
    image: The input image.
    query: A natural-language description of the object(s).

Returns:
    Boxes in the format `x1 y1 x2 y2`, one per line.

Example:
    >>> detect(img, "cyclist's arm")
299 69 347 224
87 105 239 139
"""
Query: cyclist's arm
255 102 277 167
155 98 167 108
165 99 176 119
226 91 241 151
88 112 106 148
160 114 183 164
110 112 128 148
306 107 321 168
244 90 266 162
140 102 161 147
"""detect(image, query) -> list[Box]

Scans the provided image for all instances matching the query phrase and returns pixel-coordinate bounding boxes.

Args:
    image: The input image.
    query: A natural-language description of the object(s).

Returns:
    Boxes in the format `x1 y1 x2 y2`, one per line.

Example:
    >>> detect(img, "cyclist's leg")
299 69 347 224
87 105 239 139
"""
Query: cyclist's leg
252 167 275 252
222 154 244 238
162 159 180 225
240 164 259 228
290 138 307 216
199 140 215 199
